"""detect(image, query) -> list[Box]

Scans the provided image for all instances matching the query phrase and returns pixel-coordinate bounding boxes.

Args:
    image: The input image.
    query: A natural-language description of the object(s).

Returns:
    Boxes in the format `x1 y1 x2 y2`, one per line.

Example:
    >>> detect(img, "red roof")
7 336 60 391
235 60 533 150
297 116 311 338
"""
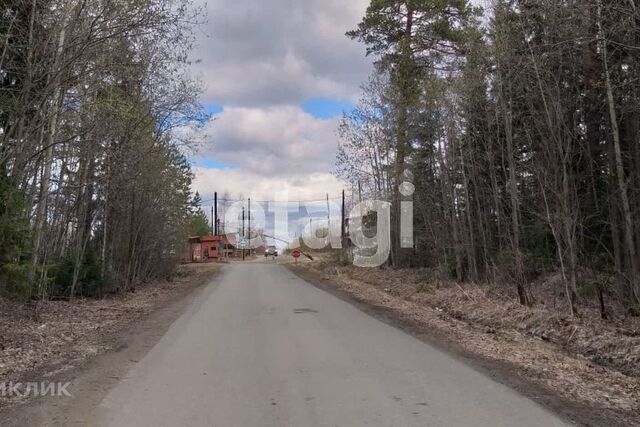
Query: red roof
191 235 236 245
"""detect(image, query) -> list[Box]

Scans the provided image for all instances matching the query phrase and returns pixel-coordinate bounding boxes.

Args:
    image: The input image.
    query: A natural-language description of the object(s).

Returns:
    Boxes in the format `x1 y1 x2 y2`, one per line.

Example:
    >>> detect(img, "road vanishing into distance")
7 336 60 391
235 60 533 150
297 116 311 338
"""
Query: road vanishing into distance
9 262 569 426
93 262 567 426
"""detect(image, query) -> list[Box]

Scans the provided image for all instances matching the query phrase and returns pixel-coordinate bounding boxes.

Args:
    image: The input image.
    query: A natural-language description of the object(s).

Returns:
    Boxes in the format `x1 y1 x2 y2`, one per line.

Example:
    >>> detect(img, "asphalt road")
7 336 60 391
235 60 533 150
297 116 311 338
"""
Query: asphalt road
93 262 567 426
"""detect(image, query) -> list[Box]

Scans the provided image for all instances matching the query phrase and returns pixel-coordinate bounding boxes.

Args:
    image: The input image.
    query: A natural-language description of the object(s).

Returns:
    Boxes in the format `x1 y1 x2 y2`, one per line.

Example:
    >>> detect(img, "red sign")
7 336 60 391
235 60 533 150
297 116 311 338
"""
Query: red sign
292 249 301 259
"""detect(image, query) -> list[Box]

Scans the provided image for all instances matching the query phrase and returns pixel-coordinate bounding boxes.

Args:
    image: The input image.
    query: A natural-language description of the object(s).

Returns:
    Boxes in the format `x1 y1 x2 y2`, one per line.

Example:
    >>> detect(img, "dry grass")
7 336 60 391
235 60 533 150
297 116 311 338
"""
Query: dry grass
0 264 217 408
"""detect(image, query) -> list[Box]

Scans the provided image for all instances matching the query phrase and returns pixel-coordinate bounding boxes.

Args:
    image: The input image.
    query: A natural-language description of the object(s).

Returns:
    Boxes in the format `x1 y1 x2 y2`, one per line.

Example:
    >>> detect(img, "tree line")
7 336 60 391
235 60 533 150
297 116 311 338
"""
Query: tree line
0 0 206 301
338 0 640 316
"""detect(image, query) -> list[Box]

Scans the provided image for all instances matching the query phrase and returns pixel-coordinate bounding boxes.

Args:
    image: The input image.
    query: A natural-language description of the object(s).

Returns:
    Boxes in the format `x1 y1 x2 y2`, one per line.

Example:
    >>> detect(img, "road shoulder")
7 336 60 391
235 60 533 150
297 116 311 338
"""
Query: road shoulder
287 263 638 427
0 264 221 426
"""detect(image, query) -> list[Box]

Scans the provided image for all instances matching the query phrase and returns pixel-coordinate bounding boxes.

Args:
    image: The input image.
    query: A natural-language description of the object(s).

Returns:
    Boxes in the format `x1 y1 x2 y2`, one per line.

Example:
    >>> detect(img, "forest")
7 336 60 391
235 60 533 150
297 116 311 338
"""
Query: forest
0 0 206 301
338 0 640 317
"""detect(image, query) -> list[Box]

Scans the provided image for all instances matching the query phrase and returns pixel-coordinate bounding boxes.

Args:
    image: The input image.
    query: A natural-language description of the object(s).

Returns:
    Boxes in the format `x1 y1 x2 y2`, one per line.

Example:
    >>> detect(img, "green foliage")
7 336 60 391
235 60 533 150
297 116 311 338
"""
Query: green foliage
0 173 37 301
347 0 479 65
0 263 39 302
51 249 115 298
188 208 211 237
431 257 457 281
0 0 205 301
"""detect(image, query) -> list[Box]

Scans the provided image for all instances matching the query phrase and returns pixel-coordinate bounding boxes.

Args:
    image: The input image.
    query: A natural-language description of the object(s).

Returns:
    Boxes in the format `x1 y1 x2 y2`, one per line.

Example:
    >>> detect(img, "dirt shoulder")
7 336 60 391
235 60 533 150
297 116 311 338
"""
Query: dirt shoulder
288 259 640 427
0 263 219 412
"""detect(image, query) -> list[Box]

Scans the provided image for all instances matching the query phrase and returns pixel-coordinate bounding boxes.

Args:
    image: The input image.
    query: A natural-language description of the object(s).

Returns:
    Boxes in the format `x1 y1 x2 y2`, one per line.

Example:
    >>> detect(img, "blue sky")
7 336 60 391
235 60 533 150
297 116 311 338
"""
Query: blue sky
205 98 355 123
188 0 372 202
198 158 237 170
301 97 355 120
203 102 224 116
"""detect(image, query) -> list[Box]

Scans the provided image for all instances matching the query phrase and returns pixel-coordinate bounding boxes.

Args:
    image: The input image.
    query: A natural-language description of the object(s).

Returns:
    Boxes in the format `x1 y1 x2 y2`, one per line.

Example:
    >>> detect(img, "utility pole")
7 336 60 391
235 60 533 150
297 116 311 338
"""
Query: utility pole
211 204 214 236
248 198 251 257
242 206 245 261
341 189 349 260
341 189 346 240
214 192 218 235
326 193 331 236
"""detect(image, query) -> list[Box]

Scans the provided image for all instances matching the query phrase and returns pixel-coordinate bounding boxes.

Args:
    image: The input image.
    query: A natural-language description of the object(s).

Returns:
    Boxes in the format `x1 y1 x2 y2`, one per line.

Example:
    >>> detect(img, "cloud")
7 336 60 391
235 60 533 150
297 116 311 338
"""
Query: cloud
192 168 345 201
191 0 372 107
191 105 341 178
186 0 372 206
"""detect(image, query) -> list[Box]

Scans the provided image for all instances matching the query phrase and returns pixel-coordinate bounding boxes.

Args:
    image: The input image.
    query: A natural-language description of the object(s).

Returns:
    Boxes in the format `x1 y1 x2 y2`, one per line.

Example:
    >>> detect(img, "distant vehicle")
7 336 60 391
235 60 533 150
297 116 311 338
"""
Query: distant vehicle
265 245 278 257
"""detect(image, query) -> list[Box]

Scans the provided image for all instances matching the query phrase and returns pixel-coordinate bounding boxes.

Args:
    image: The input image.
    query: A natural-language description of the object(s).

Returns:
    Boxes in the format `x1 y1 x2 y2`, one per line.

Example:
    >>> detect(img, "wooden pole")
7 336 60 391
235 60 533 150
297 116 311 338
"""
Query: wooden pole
341 190 345 240
242 206 245 261
326 193 331 237
214 192 218 235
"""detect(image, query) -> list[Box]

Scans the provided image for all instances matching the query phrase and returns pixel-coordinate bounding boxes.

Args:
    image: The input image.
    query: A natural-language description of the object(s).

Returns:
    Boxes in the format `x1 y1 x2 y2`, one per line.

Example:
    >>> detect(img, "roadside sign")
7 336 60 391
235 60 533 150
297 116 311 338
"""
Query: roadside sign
292 249 301 259
238 238 248 249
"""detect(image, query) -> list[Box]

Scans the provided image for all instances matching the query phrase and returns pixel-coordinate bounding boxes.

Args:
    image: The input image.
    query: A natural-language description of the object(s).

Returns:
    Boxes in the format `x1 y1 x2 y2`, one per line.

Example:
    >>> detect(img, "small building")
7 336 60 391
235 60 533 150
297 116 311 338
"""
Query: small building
185 235 235 263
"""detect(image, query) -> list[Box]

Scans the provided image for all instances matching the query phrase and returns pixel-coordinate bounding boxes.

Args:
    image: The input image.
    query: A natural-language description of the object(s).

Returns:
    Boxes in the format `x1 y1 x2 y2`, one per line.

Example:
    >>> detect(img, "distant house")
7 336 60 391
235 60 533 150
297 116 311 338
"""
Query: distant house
185 235 236 263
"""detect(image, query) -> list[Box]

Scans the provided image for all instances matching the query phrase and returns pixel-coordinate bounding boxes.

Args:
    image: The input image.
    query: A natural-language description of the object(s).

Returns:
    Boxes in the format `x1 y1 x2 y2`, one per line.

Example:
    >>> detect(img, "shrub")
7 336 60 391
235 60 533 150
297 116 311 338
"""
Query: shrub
0 173 37 302
50 250 116 298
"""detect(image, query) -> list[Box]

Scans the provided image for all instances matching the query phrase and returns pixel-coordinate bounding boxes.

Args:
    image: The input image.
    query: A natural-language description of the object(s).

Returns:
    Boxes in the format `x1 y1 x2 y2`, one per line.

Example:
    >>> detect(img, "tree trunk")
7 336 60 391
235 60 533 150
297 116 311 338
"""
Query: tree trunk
499 75 529 305
392 4 415 268
598 1 640 305
32 6 70 294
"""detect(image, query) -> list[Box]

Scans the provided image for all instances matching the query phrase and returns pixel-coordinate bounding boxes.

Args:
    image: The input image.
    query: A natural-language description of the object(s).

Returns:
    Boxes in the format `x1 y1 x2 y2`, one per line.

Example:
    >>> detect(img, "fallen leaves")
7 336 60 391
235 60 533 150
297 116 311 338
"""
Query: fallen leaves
295 257 640 424
0 264 217 409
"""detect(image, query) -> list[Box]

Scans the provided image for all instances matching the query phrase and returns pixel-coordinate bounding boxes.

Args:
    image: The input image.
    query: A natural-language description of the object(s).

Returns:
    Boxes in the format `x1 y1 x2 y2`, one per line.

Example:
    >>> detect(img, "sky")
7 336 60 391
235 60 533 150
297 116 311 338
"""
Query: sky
185 0 373 206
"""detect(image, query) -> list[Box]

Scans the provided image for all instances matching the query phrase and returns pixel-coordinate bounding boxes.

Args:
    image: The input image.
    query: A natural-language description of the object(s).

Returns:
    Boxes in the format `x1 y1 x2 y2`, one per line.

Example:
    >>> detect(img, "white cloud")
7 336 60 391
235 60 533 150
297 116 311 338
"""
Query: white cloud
189 105 346 198
195 105 339 172
192 168 345 201
186 0 372 204
191 0 372 106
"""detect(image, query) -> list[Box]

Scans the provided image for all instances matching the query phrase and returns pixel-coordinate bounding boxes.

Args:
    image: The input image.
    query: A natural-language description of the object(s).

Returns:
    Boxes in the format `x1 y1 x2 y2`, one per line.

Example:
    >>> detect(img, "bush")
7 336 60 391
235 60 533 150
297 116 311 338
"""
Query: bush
0 263 39 302
50 250 116 298
0 172 37 302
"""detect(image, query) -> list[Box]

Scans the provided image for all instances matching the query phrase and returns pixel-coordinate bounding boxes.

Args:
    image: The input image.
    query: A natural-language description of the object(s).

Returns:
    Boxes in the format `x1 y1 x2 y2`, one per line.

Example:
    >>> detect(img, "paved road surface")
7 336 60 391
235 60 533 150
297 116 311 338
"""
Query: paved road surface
93 262 567 426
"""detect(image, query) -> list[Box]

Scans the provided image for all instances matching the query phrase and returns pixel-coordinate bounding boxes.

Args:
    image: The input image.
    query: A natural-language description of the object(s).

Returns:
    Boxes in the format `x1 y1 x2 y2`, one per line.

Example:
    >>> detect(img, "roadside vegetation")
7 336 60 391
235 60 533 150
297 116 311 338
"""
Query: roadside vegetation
327 1 640 422
293 254 640 425
0 263 217 409
0 0 207 302
340 0 640 319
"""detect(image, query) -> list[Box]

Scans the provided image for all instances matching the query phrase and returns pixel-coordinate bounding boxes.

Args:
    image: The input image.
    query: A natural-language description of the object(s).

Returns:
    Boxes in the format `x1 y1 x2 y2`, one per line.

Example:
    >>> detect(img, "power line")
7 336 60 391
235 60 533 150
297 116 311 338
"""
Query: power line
198 198 241 204
199 196 344 205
